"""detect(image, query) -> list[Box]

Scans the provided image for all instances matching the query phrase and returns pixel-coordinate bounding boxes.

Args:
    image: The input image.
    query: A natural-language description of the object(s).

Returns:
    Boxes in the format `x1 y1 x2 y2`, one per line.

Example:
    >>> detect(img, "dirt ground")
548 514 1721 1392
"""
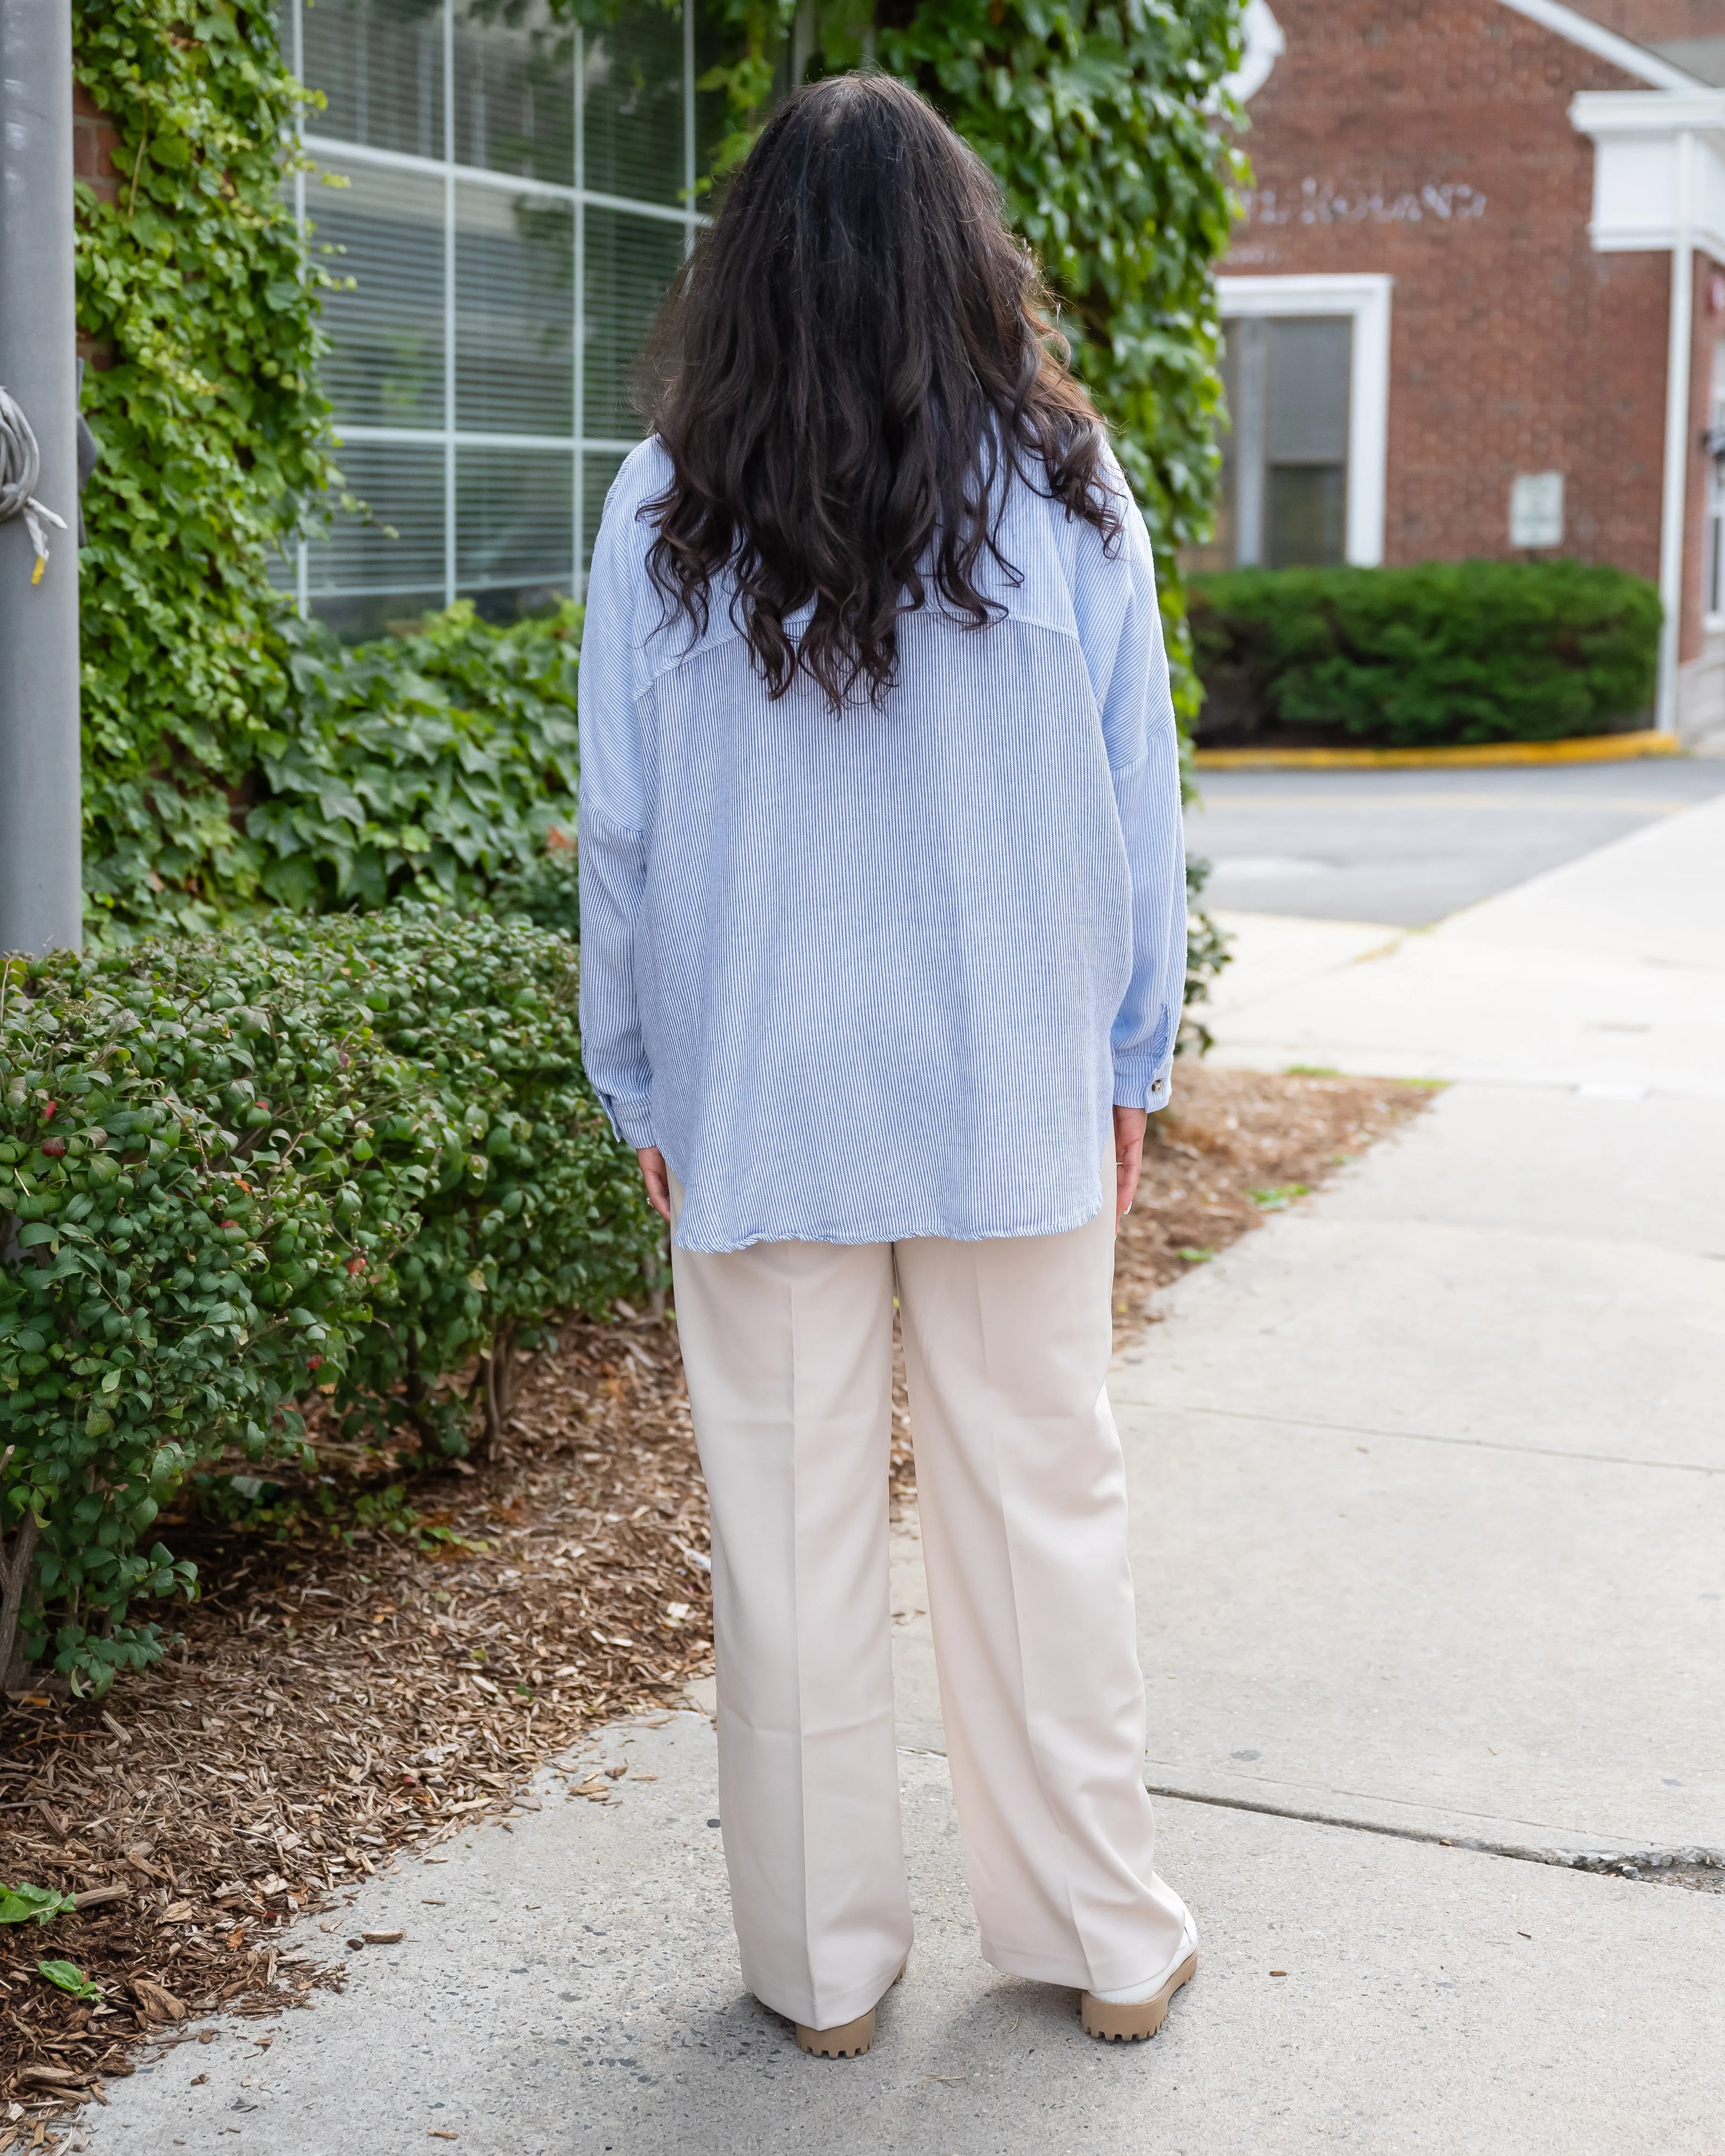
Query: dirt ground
0 1064 1429 2137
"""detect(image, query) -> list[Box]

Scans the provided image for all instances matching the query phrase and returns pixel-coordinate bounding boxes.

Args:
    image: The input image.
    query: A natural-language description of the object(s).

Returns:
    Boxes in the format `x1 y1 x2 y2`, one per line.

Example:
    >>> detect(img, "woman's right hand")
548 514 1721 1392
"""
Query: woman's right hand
638 1145 672 1224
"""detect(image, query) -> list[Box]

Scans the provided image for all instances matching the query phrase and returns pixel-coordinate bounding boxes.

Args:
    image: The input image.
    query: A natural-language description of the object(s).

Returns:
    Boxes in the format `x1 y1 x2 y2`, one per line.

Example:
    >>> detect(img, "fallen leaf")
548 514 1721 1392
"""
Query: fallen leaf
132 1978 188 2023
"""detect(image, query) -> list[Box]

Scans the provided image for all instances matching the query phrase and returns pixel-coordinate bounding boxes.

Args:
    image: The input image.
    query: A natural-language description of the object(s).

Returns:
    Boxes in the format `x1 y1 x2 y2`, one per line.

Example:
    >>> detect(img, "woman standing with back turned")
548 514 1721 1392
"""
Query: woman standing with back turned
577 72 1194 2057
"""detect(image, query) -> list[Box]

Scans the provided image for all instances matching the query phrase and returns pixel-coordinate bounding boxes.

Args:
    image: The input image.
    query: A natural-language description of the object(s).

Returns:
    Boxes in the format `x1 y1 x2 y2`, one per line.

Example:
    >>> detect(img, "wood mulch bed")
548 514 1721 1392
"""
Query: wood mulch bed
0 1062 1428 2142
0 1314 711 2141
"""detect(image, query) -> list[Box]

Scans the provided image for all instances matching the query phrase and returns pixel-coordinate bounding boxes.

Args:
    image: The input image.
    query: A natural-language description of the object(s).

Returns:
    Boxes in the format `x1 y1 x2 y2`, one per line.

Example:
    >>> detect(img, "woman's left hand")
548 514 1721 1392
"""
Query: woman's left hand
1113 1106 1147 1224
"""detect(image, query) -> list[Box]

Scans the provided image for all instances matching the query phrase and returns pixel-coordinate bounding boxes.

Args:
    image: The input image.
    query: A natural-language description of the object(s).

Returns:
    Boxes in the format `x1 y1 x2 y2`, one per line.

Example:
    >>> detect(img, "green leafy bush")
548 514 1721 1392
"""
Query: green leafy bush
1189 561 1662 749
0 911 659 1696
0 936 443 1692
82 602 584 945
274 908 660 1457
249 604 583 915
485 833 582 941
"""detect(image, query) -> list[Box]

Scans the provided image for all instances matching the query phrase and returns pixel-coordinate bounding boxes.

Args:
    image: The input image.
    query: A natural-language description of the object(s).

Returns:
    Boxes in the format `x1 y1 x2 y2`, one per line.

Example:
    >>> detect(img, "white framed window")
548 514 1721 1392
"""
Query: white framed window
280 0 702 639
1195 273 1393 573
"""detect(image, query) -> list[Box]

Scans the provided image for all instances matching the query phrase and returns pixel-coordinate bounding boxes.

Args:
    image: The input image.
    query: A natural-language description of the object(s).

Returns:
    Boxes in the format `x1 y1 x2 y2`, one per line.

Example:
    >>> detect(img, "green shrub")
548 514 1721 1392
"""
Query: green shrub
0 937 447 1694
1189 561 1662 748
248 604 583 916
273 908 660 1458
0 910 660 1695
85 603 585 944
484 833 582 942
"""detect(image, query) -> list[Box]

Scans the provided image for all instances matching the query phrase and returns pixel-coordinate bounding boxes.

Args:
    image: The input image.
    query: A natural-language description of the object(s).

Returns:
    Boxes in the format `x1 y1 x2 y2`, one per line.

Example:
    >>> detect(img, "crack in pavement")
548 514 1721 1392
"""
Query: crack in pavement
896 1744 1723 1886
1127 1400 1725 1477
1140 1782 1725 1884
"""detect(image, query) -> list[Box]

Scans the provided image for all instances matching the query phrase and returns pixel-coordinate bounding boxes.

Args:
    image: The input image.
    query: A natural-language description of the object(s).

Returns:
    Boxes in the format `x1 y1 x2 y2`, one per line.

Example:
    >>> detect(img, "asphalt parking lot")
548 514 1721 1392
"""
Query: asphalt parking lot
1184 756 1725 925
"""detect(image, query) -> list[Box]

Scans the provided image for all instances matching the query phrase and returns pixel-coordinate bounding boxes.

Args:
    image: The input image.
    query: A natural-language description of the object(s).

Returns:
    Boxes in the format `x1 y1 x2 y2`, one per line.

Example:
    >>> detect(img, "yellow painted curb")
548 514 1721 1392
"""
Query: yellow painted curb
1193 730 1683 771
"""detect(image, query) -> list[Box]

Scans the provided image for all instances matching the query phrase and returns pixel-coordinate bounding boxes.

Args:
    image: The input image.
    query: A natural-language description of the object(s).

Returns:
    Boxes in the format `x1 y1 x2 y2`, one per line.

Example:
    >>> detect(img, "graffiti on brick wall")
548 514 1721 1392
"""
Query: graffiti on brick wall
1242 178 1487 225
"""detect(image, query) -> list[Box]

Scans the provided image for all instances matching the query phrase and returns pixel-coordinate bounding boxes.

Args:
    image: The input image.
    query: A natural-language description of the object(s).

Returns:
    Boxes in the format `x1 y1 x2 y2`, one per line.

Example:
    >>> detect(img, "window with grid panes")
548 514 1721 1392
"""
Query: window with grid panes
280 0 702 640
1185 315 1352 574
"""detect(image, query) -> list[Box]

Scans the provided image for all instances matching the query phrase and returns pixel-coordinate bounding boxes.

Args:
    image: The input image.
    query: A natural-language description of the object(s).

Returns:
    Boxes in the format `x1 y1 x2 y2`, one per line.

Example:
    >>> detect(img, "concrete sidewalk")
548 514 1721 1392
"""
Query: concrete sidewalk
1197 790 1725 1095
84 797 1725 2154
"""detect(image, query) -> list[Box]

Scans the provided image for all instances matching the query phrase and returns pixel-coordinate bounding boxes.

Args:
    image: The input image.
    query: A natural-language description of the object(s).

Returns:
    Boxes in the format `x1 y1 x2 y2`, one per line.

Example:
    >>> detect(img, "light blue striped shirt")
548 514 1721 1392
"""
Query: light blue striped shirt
576 437 1187 1255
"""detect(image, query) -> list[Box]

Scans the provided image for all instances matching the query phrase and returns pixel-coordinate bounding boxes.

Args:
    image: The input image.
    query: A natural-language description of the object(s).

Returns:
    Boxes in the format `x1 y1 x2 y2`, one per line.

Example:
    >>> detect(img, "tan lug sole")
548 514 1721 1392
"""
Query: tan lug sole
1080 1950 1197 2042
795 1957 908 2058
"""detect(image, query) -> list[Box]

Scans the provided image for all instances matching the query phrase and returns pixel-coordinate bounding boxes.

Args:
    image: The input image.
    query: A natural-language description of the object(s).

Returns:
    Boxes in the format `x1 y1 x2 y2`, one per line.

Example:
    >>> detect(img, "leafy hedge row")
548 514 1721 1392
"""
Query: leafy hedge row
1189 561 1662 749
0 910 659 1696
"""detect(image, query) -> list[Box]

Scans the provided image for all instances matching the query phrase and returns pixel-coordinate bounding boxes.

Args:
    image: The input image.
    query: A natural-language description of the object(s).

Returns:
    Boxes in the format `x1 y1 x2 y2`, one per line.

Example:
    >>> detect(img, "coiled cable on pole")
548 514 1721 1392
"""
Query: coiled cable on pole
0 385 69 586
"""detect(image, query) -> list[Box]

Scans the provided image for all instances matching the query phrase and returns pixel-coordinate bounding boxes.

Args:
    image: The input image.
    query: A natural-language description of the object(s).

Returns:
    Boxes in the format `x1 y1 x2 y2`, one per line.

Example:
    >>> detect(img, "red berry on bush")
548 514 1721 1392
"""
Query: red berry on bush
345 1255 366 1274
41 1100 57 1121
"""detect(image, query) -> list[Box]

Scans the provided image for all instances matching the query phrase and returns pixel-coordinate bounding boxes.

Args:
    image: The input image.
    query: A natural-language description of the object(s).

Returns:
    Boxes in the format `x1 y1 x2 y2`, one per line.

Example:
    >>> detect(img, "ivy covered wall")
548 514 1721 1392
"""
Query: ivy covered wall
72 0 337 938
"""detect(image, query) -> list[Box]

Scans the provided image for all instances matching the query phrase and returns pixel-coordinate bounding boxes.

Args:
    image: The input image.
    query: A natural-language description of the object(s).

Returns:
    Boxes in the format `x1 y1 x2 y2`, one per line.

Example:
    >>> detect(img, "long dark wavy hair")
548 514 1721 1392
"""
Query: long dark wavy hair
636 72 1123 710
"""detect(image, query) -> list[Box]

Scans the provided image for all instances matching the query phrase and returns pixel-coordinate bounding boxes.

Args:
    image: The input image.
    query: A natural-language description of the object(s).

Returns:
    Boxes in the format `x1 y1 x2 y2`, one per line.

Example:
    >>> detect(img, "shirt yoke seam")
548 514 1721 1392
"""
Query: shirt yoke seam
636 599 1089 691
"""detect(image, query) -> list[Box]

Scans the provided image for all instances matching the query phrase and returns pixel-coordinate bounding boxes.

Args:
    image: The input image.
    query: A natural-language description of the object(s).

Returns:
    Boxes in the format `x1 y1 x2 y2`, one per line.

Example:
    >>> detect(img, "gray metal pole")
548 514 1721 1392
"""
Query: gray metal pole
0 0 82 957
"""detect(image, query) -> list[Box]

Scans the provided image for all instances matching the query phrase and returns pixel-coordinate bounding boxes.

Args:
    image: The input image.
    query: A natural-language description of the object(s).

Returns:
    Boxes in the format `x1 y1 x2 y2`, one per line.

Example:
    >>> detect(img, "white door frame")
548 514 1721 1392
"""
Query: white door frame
1214 272 1394 568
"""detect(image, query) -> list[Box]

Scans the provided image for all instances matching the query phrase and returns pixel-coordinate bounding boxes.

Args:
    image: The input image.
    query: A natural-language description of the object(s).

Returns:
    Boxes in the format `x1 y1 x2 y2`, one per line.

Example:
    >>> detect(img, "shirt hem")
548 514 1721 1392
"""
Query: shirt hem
667 1184 1108 1257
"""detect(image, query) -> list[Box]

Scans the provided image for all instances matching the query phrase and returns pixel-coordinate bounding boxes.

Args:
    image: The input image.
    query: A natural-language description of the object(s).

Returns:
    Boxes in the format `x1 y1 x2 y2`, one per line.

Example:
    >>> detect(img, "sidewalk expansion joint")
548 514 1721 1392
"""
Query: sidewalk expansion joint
895 1742 1723 1885
1141 1780 1725 1886
1143 1401 1723 1477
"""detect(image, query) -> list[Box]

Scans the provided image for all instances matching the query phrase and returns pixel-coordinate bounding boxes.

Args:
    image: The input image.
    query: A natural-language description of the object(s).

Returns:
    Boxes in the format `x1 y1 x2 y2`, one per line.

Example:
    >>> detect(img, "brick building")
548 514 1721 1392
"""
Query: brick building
1205 0 1725 744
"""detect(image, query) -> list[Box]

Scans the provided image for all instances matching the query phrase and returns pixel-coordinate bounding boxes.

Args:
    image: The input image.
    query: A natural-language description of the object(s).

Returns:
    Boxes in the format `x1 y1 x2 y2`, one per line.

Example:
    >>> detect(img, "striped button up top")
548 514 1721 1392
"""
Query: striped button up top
576 437 1187 1255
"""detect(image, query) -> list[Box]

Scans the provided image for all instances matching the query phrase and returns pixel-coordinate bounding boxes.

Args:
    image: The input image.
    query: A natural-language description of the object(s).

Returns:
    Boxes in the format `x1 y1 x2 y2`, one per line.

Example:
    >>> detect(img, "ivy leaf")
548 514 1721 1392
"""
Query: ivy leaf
36 1959 103 2001
0 1883 77 1927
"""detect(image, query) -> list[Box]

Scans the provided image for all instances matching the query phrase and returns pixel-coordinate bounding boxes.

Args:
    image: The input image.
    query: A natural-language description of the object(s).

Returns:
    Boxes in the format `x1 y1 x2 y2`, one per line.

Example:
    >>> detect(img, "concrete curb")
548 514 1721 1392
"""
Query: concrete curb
1194 728 1682 770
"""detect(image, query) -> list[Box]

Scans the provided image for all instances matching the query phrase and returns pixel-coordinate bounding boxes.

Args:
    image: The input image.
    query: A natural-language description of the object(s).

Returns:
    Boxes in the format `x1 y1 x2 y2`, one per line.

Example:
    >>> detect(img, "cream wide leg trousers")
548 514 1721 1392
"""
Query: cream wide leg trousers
668 1170 1188 2033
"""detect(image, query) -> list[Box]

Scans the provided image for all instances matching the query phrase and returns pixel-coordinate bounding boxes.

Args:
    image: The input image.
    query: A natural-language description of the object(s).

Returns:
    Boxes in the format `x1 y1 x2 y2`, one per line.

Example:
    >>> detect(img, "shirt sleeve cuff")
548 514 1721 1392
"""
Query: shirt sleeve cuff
1114 1064 1174 1114
601 1094 657 1149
